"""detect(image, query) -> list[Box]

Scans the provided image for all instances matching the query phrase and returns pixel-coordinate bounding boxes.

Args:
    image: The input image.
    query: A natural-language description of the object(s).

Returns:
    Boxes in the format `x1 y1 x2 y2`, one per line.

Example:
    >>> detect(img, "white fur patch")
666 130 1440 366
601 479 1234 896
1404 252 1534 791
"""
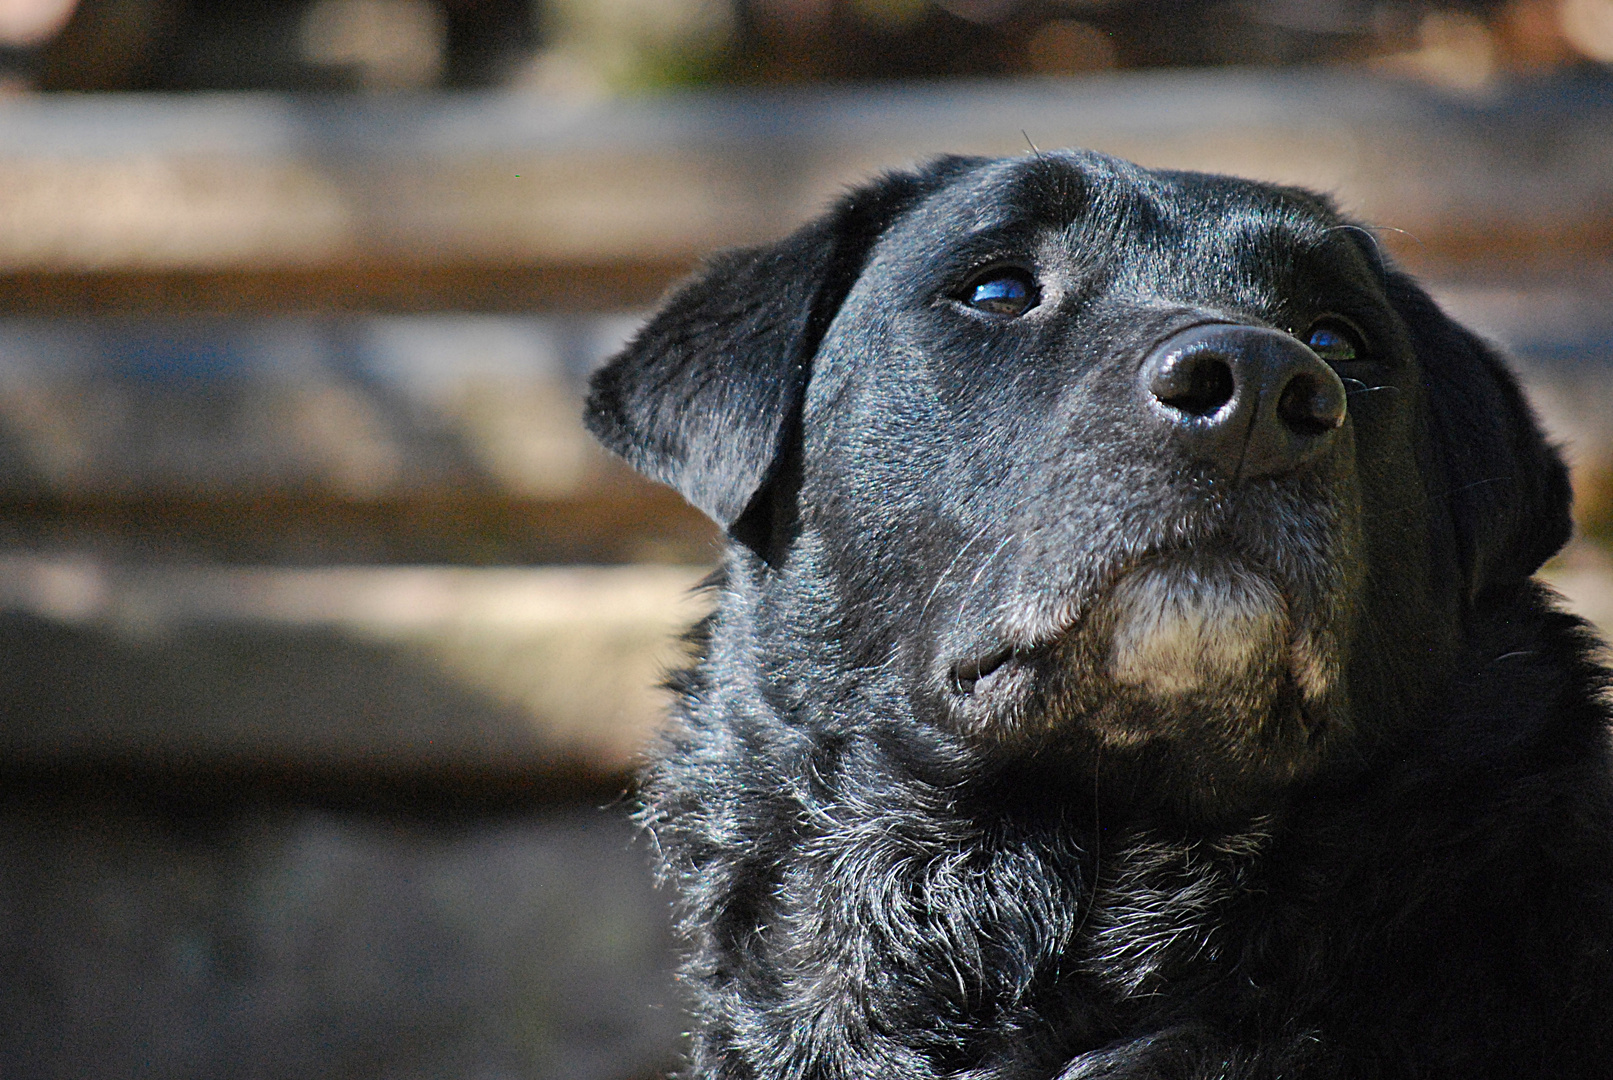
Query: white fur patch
1083 822 1272 997
1107 565 1286 695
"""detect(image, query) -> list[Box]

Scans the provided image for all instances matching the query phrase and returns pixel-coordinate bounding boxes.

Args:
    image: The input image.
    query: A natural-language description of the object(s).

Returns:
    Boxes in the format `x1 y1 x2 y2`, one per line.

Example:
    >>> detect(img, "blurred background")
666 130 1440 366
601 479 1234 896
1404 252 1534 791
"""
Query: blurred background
0 1 1611 1077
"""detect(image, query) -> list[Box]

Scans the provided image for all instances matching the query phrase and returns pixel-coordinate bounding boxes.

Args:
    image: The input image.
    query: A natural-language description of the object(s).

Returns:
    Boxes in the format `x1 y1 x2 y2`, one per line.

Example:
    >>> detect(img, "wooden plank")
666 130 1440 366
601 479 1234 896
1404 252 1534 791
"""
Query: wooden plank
0 258 697 316
0 282 1601 565
0 559 712 777
0 76 1608 314
0 313 727 561
0 486 717 565
0 546 1604 785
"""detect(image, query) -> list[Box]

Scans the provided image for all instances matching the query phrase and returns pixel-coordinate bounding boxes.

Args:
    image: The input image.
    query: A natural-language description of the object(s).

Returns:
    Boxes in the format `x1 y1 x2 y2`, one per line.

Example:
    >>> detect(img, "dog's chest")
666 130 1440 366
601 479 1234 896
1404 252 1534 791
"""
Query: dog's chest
1077 827 1272 1000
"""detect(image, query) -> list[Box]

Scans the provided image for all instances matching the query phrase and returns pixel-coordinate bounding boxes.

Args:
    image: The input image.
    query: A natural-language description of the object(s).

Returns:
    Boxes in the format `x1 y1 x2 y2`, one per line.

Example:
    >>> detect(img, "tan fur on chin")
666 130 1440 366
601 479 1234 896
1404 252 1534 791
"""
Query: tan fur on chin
1107 564 1288 696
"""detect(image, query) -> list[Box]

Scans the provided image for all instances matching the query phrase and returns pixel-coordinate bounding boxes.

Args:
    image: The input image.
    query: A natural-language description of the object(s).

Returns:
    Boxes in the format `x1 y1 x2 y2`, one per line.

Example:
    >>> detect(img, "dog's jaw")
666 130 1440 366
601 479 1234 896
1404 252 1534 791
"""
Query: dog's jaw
1106 563 1288 697
1105 561 1339 703
939 543 1354 798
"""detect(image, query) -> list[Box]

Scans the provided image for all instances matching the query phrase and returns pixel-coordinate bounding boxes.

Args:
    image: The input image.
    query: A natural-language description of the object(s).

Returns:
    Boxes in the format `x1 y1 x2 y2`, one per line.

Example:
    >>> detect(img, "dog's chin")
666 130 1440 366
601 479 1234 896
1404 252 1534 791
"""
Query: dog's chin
949 558 1345 781
1104 562 1333 704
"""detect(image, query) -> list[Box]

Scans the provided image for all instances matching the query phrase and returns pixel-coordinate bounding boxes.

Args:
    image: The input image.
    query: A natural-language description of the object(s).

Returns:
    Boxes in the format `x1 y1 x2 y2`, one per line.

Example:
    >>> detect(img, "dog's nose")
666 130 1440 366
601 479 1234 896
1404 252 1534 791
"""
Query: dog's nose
1141 323 1347 478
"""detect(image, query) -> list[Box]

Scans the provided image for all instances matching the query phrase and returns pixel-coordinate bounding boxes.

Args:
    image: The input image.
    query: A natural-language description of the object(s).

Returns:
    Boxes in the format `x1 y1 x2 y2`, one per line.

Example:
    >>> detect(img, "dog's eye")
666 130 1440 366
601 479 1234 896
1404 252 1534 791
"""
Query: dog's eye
1305 319 1365 363
963 269 1038 318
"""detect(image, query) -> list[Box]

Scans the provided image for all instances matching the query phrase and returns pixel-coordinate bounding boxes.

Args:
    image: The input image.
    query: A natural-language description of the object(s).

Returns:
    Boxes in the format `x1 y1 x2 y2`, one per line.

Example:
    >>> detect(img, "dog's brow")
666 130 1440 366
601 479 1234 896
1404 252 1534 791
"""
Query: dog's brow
1308 223 1387 272
935 225 1040 270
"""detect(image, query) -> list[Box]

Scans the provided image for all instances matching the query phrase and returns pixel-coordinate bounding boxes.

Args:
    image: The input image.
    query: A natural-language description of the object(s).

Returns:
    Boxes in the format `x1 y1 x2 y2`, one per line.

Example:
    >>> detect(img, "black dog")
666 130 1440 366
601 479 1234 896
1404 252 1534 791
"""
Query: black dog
586 152 1613 1078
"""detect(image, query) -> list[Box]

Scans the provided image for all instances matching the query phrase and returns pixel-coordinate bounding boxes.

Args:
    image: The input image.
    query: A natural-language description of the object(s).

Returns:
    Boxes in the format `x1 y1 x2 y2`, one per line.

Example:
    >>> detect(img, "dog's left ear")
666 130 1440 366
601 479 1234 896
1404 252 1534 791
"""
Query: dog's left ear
1386 273 1573 609
585 163 969 538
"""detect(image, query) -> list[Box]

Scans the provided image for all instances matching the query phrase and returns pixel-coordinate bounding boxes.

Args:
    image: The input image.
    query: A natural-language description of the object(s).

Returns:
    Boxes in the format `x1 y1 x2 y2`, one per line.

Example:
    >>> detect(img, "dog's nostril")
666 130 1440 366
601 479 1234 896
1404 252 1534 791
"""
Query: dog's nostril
1151 351 1236 417
1276 371 1347 437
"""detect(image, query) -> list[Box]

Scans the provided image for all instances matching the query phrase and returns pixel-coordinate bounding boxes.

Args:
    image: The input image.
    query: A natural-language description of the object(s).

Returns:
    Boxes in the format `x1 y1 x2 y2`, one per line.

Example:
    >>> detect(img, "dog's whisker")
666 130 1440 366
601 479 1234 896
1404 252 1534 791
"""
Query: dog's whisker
1311 222 1422 279
967 534 1020 592
917 522 996 625
1442 475 1513 495
1360 475 1516 519
950 533 1023 644
1341 377 1397 398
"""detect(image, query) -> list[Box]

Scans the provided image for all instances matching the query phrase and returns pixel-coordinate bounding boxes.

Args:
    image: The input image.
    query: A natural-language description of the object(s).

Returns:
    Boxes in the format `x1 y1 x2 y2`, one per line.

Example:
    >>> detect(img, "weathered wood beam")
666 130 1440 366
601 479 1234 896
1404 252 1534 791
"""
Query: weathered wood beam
0 486 717 565
0 259 698 316
0 560 712 779
0 76 1608 315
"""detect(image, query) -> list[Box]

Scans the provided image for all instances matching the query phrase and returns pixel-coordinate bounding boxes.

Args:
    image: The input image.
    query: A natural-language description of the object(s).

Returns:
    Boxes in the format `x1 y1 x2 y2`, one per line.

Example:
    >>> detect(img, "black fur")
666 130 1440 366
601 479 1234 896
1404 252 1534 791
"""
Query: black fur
585 151 1613 1079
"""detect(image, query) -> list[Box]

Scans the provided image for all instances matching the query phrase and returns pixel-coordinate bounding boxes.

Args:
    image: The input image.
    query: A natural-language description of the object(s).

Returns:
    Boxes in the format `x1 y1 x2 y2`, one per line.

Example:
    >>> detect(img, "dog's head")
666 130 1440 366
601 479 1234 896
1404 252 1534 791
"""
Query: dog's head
588 152 1570 813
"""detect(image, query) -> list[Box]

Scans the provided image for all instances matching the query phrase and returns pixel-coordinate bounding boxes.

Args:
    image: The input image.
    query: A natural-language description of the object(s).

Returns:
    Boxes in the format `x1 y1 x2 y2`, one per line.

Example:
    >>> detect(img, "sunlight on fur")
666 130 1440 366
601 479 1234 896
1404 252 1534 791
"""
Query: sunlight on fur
1107 564 1286 695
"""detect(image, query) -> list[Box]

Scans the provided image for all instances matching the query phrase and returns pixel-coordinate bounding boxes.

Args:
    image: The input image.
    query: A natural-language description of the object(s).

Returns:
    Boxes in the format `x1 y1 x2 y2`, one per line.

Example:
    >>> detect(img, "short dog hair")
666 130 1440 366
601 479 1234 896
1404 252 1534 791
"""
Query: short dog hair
588 152 1612 1079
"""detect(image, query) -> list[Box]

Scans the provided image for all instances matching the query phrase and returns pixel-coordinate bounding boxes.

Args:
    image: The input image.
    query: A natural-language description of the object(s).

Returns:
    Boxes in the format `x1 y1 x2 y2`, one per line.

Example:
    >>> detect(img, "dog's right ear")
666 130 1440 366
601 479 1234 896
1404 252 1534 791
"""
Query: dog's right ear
585 161 973 537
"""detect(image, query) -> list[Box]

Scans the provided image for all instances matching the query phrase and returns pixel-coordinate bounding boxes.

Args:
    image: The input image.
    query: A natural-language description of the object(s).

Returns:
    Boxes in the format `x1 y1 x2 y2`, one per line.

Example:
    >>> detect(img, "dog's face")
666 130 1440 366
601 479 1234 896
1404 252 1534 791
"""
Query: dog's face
588 151 1570 816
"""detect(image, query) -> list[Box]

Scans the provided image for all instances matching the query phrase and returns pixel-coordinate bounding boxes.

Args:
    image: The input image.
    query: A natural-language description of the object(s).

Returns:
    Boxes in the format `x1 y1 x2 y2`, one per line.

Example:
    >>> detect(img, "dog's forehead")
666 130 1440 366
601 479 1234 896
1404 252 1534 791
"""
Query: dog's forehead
881 151 1344 271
